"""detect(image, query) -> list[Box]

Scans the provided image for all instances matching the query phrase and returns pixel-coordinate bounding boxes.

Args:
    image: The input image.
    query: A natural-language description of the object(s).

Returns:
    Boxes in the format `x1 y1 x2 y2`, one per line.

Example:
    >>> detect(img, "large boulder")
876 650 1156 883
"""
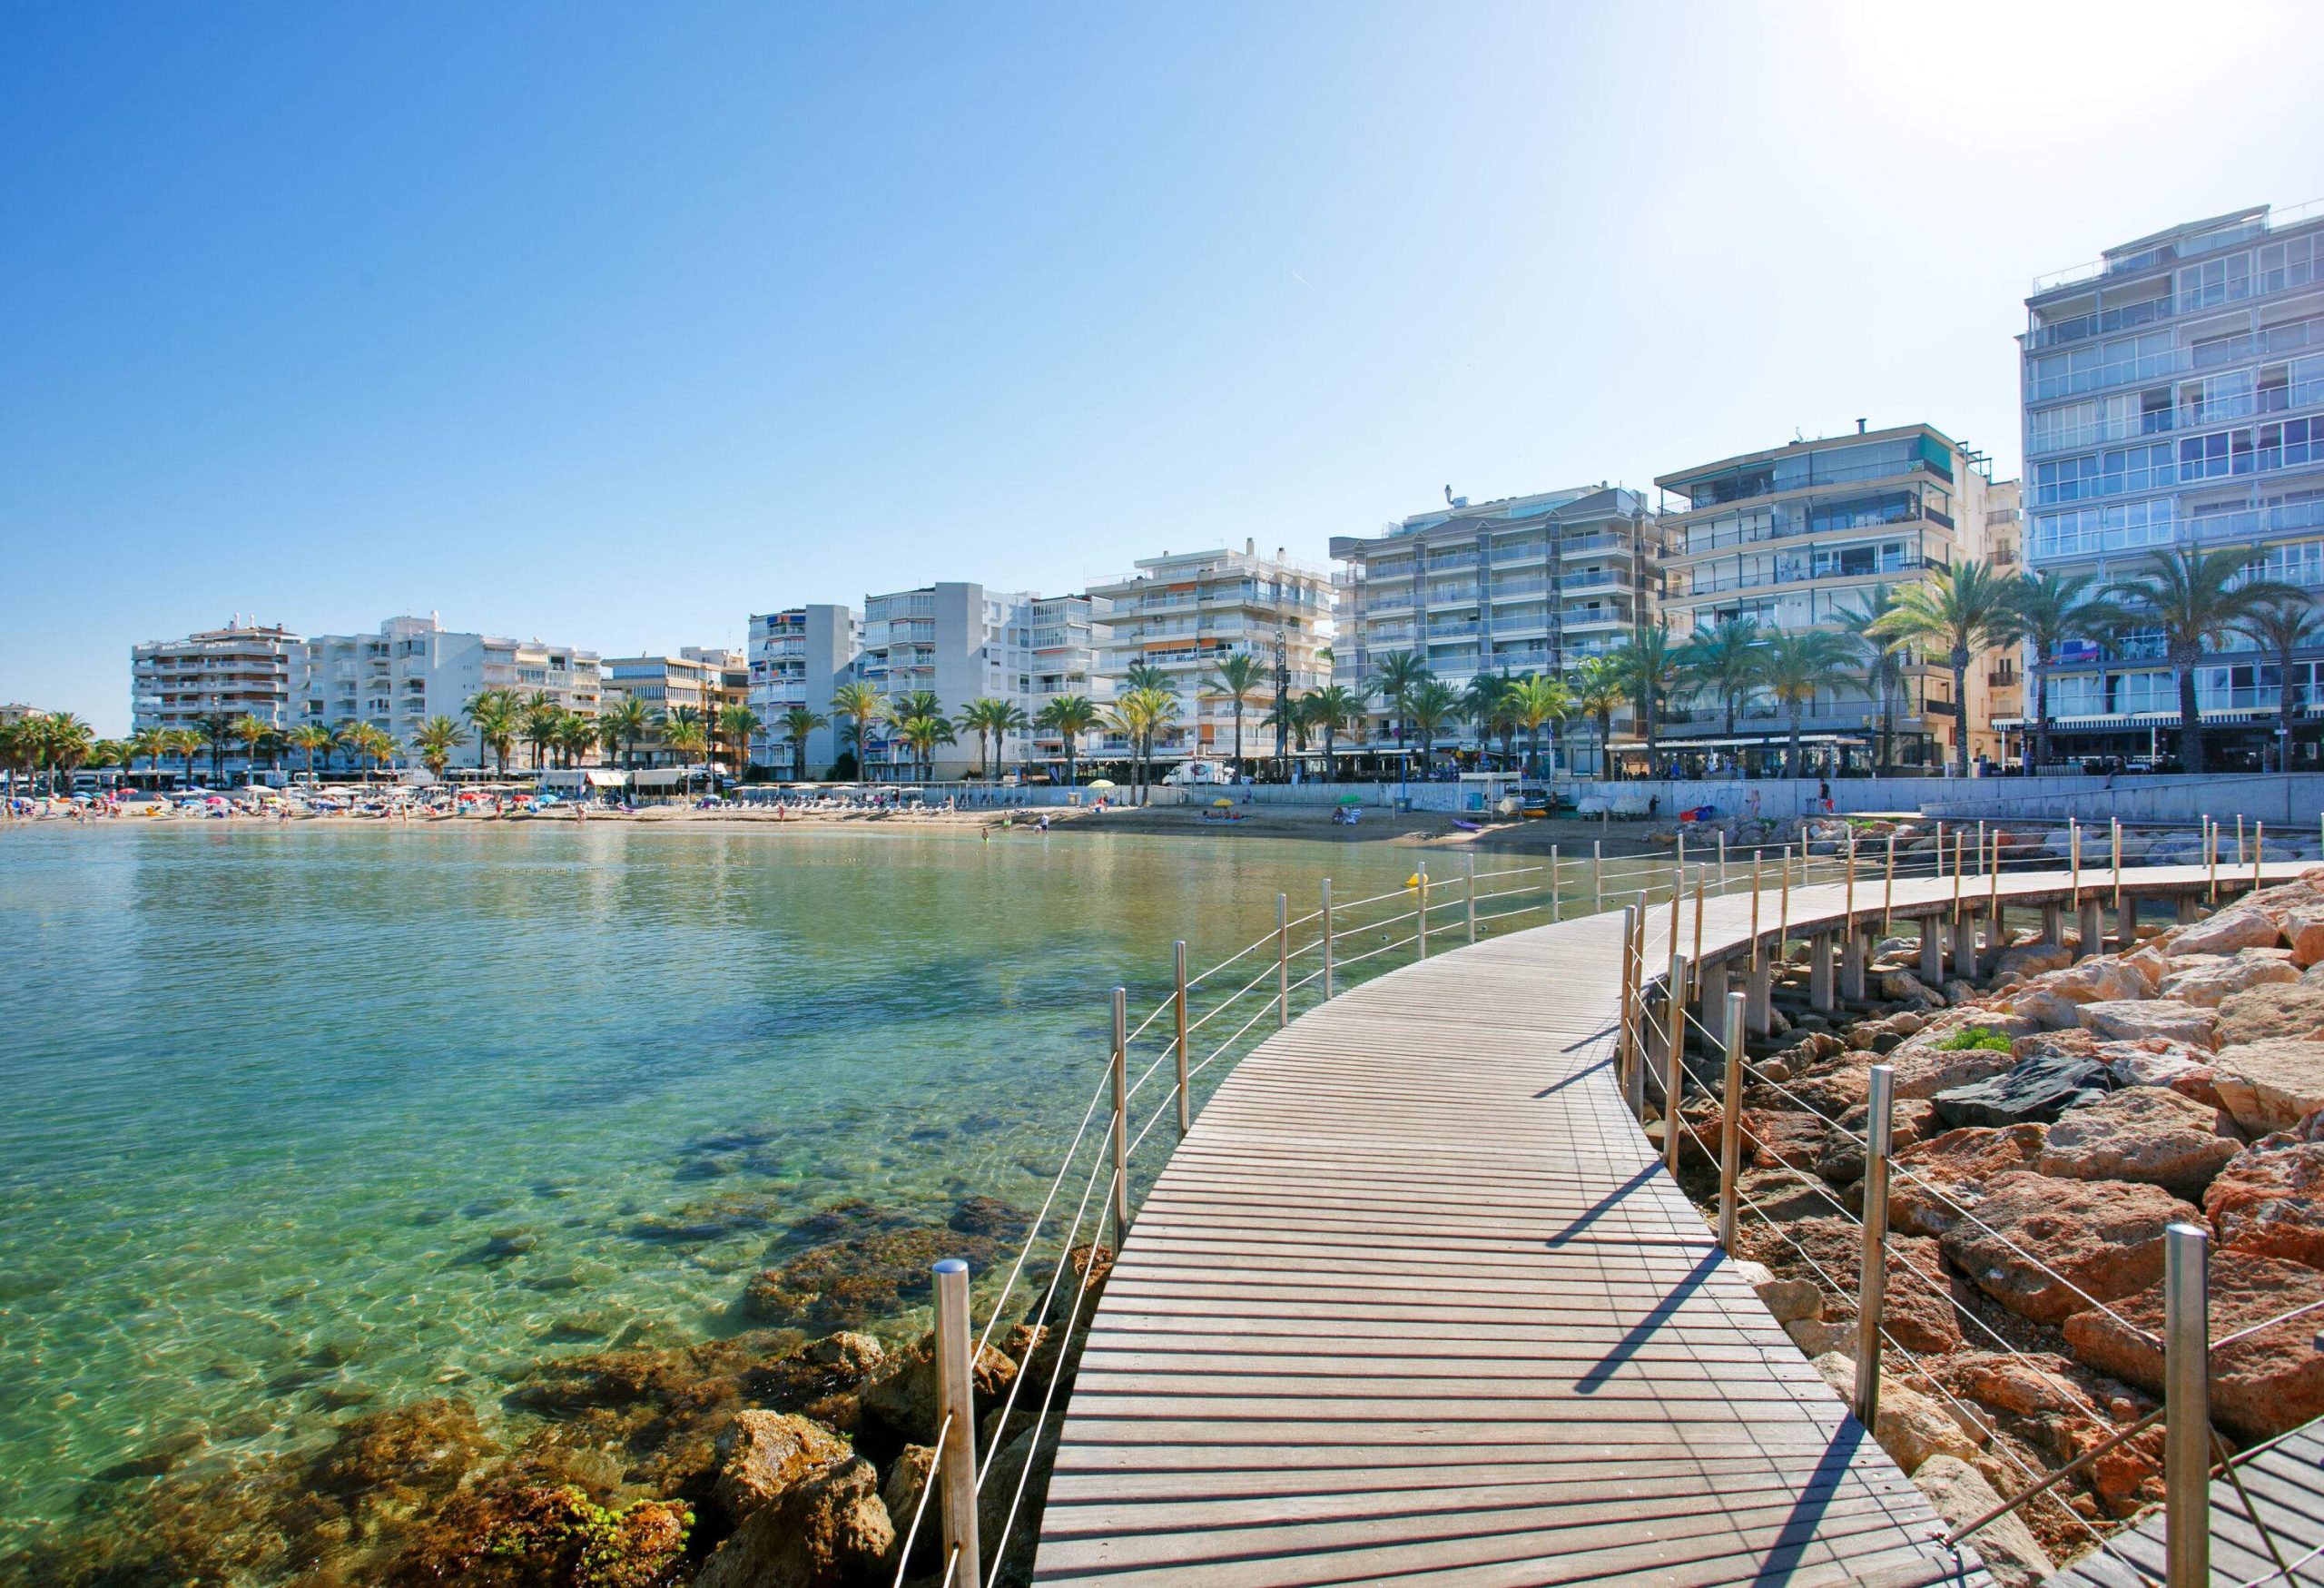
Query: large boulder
694 1455 896 1588
2062 1250 2324 1442
1912 1455 2055 1588
1889 1125 2046 1238
1776 1217 1963 1355
1887 1011 2038 1100
1931 1055 2115 1130
2283 905 2324 968
2204 1139 2324 1268
1939 1173 2200 1326
2101 1039 2212 1090
880 1445 937 1577
2216 981 2324 1045
2169 907 2285 957
713 1411 854 1526
1808 1354 1981 1474
859 1330 1019 1453
1994 942 2073 980
2008 989 2085 1031
2036 1087 2242 1199
2157 950 2301 1008
2024 958 2152 1005
2076 1000 2220 1050
2210 1039 2324 1135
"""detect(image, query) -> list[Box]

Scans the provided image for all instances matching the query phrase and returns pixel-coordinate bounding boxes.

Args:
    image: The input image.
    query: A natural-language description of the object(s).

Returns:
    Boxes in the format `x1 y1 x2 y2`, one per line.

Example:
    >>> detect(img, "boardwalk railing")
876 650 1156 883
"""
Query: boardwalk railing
910 817 2322 1587
1614 847 2324 1588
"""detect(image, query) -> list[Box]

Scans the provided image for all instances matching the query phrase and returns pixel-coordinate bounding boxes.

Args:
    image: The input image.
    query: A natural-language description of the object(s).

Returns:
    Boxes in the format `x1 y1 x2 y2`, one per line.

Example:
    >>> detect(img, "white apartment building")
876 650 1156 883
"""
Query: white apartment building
1331 488 1652 774
602 649 748 766
857 582 1105 778
1087 542 1333 768
2021 200 2324 768
746 605 861 775
289 615 601 769
1656 423 1999 774
131 619 301 767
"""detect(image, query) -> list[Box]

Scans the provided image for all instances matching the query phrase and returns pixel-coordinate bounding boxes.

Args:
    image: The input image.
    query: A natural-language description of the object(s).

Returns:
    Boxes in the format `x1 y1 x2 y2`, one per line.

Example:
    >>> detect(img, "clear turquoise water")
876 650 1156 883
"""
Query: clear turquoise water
0 823 1420 1548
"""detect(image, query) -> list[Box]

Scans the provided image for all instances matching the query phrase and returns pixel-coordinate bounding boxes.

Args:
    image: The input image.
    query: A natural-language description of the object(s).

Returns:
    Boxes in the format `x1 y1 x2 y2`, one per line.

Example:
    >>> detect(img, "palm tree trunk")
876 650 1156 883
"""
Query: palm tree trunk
1787 710 1803 778
2032 663 2050 773
1951 651 1972 778
2178 652 2205 774
2280 641 2299 771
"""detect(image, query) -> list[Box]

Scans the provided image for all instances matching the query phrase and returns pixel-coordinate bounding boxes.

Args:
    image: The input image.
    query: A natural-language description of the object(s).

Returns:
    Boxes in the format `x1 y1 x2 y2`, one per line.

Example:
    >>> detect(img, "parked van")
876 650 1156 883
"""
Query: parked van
1163 760 1233 787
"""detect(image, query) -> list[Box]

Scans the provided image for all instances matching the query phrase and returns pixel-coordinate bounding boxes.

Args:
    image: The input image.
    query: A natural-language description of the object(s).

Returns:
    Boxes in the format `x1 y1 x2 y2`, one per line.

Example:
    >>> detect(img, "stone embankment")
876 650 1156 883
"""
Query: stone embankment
1672 868 2324 1584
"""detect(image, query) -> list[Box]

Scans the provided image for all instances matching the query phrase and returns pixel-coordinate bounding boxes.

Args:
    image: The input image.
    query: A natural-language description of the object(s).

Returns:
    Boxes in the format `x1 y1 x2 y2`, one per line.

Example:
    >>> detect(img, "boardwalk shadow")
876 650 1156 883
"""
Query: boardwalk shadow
1573 1246 1722 1393
1541 1161 1660 1250
1533 1055 1612 1098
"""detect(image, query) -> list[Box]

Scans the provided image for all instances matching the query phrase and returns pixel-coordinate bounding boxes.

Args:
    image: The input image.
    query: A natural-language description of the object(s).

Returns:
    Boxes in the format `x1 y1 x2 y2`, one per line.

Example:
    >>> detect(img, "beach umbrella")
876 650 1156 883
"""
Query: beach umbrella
1211 797 1234 808
1087 779 1117 790
1337 794 1363 805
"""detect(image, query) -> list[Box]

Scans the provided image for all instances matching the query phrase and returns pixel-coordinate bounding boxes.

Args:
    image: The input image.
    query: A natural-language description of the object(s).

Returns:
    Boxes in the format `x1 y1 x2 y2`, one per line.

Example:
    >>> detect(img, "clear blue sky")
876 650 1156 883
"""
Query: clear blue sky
6 2 2322 733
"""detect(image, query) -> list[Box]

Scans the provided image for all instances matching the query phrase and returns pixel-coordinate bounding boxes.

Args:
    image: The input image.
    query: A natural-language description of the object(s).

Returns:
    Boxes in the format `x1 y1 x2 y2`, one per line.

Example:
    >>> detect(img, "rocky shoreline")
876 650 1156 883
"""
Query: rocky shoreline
1666 867 2324 1584
0 1191 1111 1588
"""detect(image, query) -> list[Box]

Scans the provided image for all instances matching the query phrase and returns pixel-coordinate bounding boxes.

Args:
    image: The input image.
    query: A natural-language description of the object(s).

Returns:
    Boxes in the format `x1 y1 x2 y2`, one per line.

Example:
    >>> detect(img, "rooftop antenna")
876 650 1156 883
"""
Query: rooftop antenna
1443 483 1453 505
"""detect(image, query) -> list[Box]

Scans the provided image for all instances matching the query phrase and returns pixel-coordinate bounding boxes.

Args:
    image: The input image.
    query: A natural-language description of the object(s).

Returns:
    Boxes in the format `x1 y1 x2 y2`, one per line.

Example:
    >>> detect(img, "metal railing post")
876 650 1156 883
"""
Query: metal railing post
1616 903 1638 1098
1275 893 1289 1026
931 1257 983 1587
1320 877 1334 1000
1718 831 1728 892
1854 1063 1894 1428
1663 952 1689 1176
1718 989 1746 1252
1883 833 1896 934
2254 821 2265 892
1749 852 1762 970
1109 987 1131 1232
1626 910 1648 1119
1593 840 1603 915
2237 813 2247 868
1465 853 1477 943
1415 864 1428 960
1551 843 1561 922
1174 940 1191 1138
2163 1221 2211 1588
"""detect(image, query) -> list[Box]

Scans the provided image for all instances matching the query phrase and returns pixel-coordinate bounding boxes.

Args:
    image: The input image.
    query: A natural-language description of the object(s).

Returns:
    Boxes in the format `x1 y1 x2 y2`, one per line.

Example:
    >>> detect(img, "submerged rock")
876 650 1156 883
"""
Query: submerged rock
713 1411 853 1526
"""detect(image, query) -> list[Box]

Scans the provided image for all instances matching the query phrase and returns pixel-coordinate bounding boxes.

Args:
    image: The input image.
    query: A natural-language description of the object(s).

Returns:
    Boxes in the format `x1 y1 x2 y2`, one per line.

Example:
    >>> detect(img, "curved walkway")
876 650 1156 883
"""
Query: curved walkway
1032 862 2308 1588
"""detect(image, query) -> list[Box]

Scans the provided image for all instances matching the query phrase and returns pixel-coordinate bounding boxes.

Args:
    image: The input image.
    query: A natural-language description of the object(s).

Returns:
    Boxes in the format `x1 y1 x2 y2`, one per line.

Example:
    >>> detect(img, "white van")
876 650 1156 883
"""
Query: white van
1163 759 1234 787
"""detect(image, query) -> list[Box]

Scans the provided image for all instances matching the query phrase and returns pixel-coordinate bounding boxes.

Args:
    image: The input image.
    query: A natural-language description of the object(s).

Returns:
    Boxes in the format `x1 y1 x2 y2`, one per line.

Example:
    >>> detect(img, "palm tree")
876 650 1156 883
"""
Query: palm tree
777 706 830 782
957 697 1019 781
464 689 521 777
1994 570 2112 774
662 713 709 792
1462 673 1517 771
1203 654 1267 779
878 691 945 780
338 721 396 784
600 695 652 770
830 682 882 782
1755 632 1852 778
1506 675 1572 779
228 713 277 783
411 715 464 779
1372 651 1432 769
1610 622 1682 772
1299 684 1365 782
193 711 235 783
555 711 599 770
2236 594 2324 772
37 714 94 794
1033 695 1100 787
1869 560 2020 779
1571 656 1626 780
1677 616 1762 740
717 705 762 779
893 709 956 784
521 695 565 772
1105 686 1174 804
286 724 335 783
1831 587 1907 774
167 726 202 787
128 727 171 784
1403 678 1460 775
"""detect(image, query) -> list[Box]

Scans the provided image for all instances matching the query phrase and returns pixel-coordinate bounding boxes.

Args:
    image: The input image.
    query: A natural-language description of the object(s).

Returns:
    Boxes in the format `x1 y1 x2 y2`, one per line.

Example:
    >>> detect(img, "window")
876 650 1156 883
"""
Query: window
2257 418 2322 473
2030 498 2176 558
2178 253 2251 311
2050 674 2104 715
2180 429 2257 480
2259 233 2319 296
2112 671 2174 714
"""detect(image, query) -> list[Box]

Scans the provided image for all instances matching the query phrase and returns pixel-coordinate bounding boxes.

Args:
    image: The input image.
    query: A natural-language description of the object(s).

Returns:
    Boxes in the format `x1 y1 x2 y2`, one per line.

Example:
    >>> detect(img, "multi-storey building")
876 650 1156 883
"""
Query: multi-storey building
856 582 1062 778
746 606 860 774
1088 542 1333 769
602 649 746 765
1330 488 1653 774
1656 424 1998 774
1984 480 2026 736
290 616 601 770
1024 594 1113 767
131 619 300 766
2021 200 2324 768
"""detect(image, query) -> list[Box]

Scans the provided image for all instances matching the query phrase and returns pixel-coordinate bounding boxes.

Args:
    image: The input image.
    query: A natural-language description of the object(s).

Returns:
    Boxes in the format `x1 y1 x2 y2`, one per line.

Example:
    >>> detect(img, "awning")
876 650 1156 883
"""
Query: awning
584 770 626 787
1648 732 1870 750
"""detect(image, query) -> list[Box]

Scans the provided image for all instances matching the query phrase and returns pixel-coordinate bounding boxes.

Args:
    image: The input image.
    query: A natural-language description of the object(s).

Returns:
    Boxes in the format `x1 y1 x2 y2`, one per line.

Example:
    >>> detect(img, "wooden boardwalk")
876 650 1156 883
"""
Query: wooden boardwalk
1032 863 2308 1587
2045 1416 2324 1586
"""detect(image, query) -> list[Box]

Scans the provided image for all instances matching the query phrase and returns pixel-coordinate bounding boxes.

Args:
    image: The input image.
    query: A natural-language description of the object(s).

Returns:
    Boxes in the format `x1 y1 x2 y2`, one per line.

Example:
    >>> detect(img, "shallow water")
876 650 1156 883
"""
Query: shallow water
0 822 1421 1548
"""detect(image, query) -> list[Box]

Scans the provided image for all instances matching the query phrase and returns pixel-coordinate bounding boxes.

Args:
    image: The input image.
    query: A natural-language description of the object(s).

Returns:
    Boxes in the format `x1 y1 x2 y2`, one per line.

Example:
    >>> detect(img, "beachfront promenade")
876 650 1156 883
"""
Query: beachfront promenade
1032 861 2314 1587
